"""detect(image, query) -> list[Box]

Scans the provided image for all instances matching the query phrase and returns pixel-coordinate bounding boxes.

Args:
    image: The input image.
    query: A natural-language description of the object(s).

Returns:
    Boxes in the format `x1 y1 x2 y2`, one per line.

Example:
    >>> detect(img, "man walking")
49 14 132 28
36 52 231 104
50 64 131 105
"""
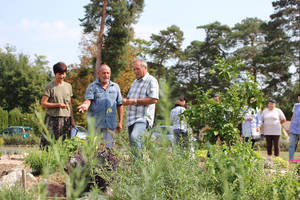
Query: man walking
78 64 123 148
123 59 159 149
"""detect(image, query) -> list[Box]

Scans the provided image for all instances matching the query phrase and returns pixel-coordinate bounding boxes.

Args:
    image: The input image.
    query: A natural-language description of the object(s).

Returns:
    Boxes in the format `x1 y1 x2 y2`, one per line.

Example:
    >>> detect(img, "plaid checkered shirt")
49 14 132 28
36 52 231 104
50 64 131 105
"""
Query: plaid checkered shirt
126 73 159 127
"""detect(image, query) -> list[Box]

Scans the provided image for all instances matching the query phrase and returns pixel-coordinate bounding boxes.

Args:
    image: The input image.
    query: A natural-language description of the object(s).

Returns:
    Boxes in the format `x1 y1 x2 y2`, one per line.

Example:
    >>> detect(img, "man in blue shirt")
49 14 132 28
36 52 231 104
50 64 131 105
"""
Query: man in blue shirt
77 64 123 148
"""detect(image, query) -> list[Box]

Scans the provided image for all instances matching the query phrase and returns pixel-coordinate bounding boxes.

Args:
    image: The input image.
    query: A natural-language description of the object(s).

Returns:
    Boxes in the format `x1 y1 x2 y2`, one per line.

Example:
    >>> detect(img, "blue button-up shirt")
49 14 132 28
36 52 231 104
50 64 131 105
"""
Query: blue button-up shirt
85 80 122 130
290 103 300 134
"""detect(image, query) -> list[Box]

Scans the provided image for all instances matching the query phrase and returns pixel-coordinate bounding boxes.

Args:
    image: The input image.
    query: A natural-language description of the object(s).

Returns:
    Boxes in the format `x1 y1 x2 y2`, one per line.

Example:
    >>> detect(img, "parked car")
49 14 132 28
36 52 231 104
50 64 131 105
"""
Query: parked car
71 126 88 140
0 126 33 138
151 125 175 145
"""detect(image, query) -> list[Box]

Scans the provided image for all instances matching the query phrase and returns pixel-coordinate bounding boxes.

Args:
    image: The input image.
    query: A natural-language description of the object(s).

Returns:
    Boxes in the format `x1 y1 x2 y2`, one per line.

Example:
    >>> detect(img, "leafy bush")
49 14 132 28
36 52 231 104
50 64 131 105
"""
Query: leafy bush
24 137 84 175
24 150 51 175
296 163 300 176
0 106 8 131
272 156 289 168
8 108 23 127
183 59 264 146
0 137 4 146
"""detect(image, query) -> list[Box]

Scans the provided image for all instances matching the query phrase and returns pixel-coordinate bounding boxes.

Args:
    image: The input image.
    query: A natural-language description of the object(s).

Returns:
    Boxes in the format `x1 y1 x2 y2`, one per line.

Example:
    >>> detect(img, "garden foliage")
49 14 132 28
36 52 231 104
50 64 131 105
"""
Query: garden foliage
183 59 264 145
102 136 299 200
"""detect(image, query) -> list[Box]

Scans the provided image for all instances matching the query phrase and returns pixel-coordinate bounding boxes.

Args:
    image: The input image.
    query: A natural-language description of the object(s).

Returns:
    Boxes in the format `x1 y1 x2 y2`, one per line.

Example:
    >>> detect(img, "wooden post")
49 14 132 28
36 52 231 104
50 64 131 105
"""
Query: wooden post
22 169 26 190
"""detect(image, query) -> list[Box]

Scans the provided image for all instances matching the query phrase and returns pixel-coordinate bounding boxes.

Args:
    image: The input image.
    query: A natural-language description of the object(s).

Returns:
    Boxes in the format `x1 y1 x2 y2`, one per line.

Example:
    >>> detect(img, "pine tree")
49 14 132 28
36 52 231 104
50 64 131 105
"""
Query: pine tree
80 0 144 79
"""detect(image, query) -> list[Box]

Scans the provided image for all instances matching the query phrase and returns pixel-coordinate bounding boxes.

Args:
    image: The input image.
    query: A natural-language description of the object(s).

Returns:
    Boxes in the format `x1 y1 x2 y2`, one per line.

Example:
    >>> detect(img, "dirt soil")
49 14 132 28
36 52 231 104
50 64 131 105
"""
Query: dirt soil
0 153 66 198
0 154 26 177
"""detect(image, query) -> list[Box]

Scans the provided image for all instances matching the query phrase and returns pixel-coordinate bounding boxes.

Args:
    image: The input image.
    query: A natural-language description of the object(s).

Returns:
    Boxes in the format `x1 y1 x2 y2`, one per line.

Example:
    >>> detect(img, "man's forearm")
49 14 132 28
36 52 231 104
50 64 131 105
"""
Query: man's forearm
123 98 158 106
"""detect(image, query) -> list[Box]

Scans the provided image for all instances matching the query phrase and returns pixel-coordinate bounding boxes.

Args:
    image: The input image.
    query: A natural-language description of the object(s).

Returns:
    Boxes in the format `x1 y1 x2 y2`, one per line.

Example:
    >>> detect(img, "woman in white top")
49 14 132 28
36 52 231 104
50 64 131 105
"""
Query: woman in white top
261 99 286 157
170 96 187 146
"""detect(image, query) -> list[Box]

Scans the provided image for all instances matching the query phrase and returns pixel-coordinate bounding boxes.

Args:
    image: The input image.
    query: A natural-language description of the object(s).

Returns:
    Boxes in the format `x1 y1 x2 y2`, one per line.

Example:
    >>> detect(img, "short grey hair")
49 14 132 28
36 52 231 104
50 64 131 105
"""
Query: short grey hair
97 64 111 73
133 59 147 68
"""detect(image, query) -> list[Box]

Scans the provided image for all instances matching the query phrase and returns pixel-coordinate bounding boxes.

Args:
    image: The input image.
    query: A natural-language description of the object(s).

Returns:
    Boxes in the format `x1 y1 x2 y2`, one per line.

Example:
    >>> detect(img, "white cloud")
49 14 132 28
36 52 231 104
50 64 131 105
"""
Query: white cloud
132 24 166 40
0 18 83 67
19 18 82 42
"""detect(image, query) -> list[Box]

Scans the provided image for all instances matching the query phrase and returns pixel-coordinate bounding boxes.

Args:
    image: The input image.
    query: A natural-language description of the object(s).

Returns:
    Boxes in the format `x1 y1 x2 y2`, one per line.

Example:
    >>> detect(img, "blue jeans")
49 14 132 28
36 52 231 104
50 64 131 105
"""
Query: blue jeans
101 128 115 148
289 133 300 160
128 122 147 149
174 129 188 146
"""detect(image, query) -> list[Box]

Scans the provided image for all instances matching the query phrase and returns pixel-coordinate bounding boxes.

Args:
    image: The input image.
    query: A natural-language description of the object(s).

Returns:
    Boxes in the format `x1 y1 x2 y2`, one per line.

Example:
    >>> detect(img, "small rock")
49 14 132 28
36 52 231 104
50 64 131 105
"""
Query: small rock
0 168 37 190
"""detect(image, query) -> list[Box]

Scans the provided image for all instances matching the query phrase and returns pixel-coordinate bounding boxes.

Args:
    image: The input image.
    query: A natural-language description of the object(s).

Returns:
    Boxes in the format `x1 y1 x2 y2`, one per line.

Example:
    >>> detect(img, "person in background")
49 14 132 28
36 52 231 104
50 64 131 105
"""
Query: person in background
41 62 74 148
241 97 262 148
288 94 300 162
122 59 159 150
213 94 220 103
77 64 123 148
170 97 187 146
261 99 286 158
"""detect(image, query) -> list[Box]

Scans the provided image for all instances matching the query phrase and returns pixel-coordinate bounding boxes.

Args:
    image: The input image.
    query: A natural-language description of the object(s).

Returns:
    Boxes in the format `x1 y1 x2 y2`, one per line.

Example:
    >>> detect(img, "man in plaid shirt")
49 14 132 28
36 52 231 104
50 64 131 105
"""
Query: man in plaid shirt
123 59 159 149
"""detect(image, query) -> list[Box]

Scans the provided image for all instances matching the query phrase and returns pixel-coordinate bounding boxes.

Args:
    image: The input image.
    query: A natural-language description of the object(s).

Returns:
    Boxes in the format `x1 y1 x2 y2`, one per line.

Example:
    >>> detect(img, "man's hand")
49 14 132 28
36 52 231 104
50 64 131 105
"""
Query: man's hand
59 103 67 109
77 104 89 113
256 126 260 132
116 122 122 133
247 116 253 121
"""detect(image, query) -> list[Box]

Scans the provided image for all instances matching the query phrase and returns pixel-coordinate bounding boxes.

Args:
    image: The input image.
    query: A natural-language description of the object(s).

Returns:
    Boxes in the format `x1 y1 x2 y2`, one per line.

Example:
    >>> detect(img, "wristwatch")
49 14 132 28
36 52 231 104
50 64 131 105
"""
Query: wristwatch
134 98 138 105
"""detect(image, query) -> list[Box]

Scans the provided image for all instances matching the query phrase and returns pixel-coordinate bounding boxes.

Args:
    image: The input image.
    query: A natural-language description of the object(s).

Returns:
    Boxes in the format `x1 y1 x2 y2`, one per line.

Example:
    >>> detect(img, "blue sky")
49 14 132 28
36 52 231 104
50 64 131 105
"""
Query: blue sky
0 0 274 68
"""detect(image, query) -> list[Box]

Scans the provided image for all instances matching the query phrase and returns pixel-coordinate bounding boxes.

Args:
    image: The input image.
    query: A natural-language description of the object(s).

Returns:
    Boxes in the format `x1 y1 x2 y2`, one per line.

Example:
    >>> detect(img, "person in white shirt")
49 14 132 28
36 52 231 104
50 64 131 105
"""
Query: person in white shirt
261 99 286 157
242 97 262 148
170 96 187 146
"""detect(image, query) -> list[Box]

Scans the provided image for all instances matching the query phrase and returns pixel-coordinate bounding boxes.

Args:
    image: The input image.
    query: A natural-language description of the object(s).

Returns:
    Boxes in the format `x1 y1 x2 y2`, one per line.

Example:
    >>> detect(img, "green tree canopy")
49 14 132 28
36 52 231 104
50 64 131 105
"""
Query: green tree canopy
148 25 184 81
0 47 50 113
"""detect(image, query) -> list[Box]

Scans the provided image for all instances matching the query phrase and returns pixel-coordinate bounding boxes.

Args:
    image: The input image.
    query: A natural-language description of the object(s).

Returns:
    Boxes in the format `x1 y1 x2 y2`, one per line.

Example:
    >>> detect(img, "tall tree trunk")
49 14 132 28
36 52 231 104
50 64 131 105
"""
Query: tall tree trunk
95 0 108 79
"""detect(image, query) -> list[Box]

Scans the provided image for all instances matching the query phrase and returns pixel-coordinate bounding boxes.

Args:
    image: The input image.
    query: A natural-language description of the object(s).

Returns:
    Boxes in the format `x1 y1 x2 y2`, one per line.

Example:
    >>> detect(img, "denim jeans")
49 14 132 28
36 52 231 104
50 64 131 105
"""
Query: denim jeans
128 122 147 149
289 133 300 160
174 129 188 147
101 128 115 148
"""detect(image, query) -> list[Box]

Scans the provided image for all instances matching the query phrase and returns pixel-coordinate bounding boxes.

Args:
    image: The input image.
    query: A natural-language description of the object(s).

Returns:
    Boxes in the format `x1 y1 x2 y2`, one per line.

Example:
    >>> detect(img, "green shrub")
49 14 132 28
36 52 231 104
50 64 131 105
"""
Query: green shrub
296 163 300 176
24 150 48 175
272 156 289 168
24 136 85 175
0 137 4 146
0 106 8 131
8 107 23 127
1 135 40 145
183 59 264 146
0 185 35 200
